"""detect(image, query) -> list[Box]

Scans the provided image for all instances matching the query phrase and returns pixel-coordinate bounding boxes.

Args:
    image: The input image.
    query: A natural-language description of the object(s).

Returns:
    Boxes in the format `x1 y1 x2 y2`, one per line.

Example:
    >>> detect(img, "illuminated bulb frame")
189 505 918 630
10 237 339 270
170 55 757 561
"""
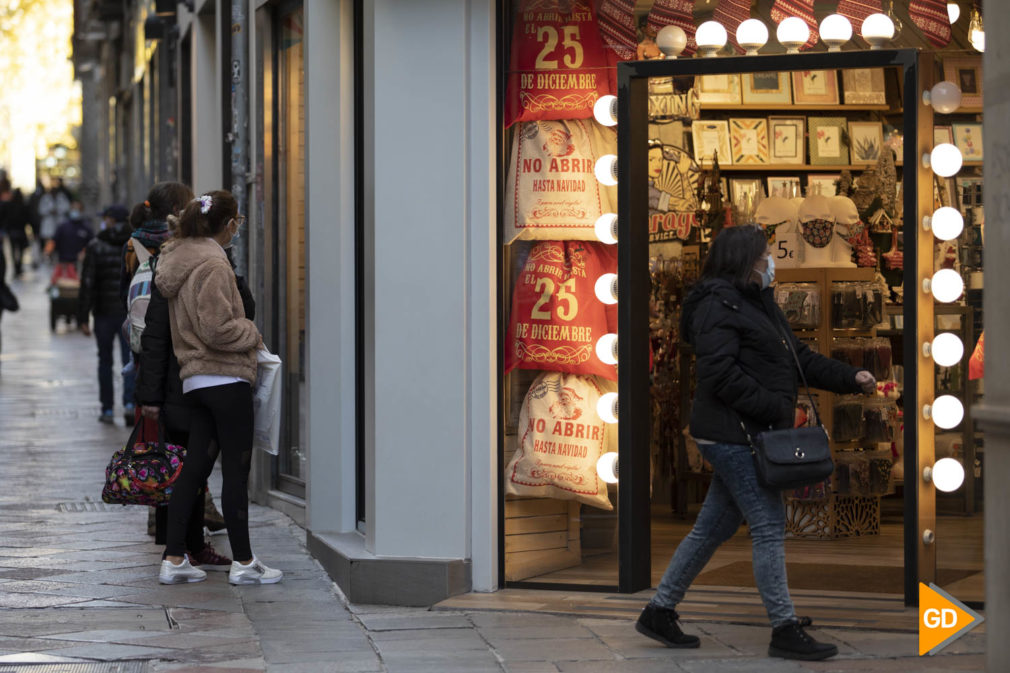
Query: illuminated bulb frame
597 392 619 424
923 332 965 368
735 19 768 55
596 333 619 366
596 452 619 484
594 155 618 186
922 143 963 178
924 457 966 492
921 81 962 114
923 395 965 429
819 14 852 51
595 273 619 305
696 20 728 57
923 268 965 303
922 207 964 241
860 13 895 49
595 213 618 245
776 17 810 54
947 1 960 25
593 95 618 127
656 25 687 59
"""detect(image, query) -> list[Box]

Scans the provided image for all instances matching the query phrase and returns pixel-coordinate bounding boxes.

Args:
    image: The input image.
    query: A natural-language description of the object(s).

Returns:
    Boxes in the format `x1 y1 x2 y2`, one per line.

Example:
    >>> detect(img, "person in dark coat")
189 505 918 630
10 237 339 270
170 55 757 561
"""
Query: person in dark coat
5 189 32 277
635 225 877 662
79 205 136 425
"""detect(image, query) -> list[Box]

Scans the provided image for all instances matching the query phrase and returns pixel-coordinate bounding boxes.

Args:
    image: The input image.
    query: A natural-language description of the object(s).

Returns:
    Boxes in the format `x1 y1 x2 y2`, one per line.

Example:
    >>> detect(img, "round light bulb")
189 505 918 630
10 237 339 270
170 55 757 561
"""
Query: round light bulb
947 2 961 24
928 395 965 429
597 392 619 424
594 273 618 305
930 206 964 241
594 155 618 186
819 14 852 51
596 333 618 365
593 95 618 127
696 20 728 57
924 81 962 114
930 268 964 303
926 143 963 178
776 17 810 53
932 457 965 492
594 213 618 244
656 25 688 59
596 452 619 484
736 19 768 55
969 26 984 52
930 332 964 367
861 13 895 49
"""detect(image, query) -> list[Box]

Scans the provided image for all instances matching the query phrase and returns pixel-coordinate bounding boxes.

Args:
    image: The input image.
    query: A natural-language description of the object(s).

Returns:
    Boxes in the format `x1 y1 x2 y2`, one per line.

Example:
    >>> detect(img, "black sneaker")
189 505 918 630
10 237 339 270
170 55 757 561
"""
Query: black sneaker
635 603 700 648
769 620 838 661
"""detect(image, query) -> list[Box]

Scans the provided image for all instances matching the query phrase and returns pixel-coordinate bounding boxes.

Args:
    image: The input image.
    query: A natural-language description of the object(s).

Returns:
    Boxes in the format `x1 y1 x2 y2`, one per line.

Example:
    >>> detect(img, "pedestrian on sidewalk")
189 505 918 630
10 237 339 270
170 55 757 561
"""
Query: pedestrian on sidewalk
47 200 93 284
636 225 877 662
37 177 72 261
77 204 137 425
120 182 193 309
149 190 281 586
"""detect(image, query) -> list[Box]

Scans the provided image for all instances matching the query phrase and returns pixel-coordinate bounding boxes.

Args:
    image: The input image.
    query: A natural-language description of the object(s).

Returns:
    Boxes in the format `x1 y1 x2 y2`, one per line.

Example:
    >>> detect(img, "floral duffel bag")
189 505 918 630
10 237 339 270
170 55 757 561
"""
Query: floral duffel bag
102 420 186 506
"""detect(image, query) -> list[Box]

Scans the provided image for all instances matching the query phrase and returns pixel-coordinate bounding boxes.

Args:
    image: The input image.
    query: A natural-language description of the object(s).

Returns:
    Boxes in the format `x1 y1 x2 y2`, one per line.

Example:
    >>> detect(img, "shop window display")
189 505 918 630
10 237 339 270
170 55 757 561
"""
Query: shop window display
501 2 984 601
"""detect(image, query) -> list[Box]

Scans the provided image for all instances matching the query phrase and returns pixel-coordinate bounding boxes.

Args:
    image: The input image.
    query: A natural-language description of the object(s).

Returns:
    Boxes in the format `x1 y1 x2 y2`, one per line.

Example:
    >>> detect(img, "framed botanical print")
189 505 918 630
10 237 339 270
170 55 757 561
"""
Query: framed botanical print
729 118 770 165
808 117 849 165
791 70 839 105
768 116 805 165
691 120 732 166
952 122 983 161
695 74 741 104
848 121 884 165
934 125 954 146
943 57 982 108
742 72 792 105
842 68 887 105
767 176 801 199
807 174 841 197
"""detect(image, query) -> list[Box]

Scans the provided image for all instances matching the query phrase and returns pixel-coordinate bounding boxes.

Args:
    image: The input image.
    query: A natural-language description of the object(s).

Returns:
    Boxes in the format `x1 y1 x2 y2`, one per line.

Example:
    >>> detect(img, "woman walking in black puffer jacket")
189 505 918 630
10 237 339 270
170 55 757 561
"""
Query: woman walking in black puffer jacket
635 225 877 662
78 205 136 425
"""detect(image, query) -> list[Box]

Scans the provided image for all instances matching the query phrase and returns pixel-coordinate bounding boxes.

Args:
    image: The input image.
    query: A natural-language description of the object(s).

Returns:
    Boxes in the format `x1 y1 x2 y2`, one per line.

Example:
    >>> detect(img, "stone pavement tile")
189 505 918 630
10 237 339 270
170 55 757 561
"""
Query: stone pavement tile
0 636 78 652
0 579 155 600
35 628 170 643
0 593 92 608
492 637 613 663
260 636 374 661
0 568 69 580
0 548 68 558
356 613 473 631
153 667 265 673
693 622 866 658
934 632 984 655
804 654 984 672
677 658 813 673
0 653 96 664
264 655 383 673
470 612 582 628
129 633 260 651
503 663 561 673
58 599 144 608
380 649 503 673
818 629 917 658
41 567 157 584
370 628 490 652
478 624 597 645
556 661 687 673
35 642 185 660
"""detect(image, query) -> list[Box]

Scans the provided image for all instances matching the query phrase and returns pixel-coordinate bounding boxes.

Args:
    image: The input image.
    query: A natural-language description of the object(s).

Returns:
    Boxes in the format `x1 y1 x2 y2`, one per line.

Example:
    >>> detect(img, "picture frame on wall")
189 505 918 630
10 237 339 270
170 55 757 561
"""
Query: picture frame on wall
848 121 884 165
768 116 805 165
729 118 770 164
730 178 765 212
842 68 887 105
696 74 741 104
808 117 849 165
956 176 983 209
943 57 983 108
767 176 802 199
934 125 954 146
691 120 732 166
952 122 983 161
791 70 840 105
807 174 840 197
742 72 792 105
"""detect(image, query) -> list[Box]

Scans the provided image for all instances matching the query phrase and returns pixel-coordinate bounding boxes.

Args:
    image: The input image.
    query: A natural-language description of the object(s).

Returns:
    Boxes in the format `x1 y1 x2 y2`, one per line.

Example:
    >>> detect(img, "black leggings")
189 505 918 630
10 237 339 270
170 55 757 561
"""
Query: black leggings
165 382 254 561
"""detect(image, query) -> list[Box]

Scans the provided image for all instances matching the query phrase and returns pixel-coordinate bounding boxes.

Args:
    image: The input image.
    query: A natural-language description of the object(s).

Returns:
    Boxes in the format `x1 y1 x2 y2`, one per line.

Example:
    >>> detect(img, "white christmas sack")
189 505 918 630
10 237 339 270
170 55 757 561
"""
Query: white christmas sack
505 119 617 243
505 371 616 510
253 349 283 455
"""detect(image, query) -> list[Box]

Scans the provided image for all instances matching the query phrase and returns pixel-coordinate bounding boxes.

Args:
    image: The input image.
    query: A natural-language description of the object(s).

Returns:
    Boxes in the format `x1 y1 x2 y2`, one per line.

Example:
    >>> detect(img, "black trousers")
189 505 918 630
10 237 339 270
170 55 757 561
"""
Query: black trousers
165 382 253 561
155 403 205 551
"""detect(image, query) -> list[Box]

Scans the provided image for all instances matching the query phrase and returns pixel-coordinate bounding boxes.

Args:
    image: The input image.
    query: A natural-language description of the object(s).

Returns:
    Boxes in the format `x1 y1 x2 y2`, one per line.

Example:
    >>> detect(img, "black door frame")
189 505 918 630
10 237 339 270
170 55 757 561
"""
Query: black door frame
616 49 923 603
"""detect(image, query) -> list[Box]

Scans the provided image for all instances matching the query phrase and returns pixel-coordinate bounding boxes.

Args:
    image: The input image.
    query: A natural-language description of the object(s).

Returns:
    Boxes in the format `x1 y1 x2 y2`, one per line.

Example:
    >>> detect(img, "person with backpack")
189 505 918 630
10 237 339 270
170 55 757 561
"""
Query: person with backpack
120 182 194 309
149 190 281 585
78 204 136 425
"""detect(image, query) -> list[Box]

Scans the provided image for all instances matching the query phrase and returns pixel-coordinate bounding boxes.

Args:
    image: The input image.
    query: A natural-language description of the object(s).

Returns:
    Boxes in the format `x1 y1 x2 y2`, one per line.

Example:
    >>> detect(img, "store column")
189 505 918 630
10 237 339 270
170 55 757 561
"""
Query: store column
977 3 1009 667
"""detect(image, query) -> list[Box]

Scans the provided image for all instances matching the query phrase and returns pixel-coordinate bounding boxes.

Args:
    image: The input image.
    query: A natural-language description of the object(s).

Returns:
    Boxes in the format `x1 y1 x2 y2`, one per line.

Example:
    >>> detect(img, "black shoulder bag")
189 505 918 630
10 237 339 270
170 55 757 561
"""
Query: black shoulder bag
742 330 833 491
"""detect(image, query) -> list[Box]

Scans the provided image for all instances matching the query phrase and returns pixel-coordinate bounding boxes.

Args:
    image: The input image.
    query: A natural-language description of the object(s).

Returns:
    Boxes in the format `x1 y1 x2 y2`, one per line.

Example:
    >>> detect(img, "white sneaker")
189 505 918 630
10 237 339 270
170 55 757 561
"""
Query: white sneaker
159 556 208 584
228 556 283 585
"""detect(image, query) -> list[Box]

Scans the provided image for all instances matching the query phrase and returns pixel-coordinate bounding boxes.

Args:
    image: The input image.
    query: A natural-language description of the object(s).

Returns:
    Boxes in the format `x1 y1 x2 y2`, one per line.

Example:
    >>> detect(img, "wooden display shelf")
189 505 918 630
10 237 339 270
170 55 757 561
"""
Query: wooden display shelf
714 163 894 172
701 103 892 112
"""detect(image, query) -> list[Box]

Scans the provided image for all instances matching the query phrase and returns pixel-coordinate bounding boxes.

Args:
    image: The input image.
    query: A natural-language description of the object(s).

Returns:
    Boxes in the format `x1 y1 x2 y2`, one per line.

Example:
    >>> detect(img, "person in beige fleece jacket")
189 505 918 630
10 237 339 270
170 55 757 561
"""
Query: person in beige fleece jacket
151 190 282 586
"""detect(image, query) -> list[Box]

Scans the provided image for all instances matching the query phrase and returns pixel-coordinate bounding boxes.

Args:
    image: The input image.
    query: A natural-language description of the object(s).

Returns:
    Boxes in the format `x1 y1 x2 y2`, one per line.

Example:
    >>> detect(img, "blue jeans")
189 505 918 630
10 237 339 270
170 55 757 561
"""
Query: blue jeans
652 441 796 628
94 313 135 412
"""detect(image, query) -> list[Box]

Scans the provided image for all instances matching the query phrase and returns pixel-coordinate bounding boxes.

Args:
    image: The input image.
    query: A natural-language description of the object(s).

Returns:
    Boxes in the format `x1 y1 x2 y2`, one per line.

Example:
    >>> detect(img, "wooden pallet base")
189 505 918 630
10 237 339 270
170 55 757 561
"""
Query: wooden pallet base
786 495 880 539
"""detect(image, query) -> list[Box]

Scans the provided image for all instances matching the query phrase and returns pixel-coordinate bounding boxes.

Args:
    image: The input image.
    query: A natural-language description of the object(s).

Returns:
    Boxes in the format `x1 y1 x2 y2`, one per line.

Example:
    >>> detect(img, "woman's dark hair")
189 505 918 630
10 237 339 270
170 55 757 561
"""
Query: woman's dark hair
700 224 769 290
144 182 194 221
177 190 238 239
128 203 147 230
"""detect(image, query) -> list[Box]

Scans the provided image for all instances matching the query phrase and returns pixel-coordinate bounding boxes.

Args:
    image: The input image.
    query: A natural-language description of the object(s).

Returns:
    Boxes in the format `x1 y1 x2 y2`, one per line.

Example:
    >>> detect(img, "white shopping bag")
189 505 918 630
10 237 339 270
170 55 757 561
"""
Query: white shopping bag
253 349 282 455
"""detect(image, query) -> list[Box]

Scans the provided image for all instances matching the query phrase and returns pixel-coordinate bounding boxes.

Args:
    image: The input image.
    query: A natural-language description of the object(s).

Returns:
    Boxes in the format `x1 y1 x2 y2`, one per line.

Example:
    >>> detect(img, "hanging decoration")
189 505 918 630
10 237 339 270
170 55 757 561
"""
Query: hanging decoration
713 0 752 53
836 0 884 28
647 0 698 57
597 0 638 60
770 0 819 50
908 0 953 47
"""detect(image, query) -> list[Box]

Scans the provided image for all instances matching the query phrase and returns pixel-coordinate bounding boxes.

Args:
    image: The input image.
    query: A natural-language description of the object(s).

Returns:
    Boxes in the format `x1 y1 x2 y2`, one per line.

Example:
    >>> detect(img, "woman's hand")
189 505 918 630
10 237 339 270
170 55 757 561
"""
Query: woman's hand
855 370 877 395
141 405 161 420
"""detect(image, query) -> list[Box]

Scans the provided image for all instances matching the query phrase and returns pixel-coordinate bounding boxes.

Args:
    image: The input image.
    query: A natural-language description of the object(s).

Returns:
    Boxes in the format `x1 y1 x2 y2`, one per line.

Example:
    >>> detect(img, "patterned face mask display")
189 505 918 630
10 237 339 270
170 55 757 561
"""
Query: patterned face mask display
761 220 788 244
800 218 834 248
